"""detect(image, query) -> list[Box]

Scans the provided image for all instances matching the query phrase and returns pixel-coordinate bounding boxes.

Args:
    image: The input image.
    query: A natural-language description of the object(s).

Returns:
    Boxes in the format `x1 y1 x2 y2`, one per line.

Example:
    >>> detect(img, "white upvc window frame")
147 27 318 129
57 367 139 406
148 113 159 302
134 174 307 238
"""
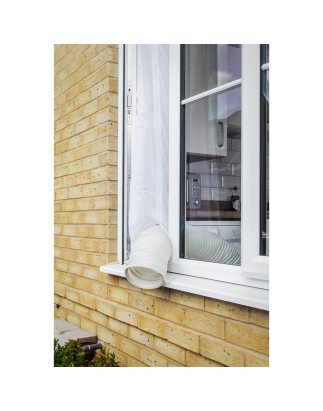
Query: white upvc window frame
101 44 269 311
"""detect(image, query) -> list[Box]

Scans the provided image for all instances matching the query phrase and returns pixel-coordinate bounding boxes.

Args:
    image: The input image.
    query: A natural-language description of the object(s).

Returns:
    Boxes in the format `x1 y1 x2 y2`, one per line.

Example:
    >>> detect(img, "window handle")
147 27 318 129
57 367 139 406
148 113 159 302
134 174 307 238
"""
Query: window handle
186 177 189 205
218 121 224 147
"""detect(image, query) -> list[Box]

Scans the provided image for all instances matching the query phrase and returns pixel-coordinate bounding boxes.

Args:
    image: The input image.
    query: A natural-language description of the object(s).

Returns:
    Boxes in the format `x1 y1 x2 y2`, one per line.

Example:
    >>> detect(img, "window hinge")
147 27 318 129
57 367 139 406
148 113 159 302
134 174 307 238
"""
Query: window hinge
127 82 132 124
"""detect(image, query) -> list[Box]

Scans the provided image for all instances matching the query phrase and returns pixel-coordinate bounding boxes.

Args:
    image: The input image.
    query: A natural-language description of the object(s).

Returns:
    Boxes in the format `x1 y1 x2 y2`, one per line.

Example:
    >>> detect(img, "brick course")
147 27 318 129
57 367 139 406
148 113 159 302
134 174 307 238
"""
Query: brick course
54 44 269 367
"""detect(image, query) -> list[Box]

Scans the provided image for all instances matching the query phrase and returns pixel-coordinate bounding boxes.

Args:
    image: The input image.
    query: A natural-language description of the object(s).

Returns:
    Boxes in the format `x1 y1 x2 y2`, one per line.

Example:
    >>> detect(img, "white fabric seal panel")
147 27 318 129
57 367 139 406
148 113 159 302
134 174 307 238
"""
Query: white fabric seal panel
126 44 171 289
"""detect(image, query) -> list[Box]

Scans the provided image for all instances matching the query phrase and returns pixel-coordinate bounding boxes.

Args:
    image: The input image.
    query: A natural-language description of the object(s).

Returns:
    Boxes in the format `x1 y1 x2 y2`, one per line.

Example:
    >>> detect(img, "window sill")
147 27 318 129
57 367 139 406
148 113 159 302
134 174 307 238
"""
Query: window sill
100 264 269 311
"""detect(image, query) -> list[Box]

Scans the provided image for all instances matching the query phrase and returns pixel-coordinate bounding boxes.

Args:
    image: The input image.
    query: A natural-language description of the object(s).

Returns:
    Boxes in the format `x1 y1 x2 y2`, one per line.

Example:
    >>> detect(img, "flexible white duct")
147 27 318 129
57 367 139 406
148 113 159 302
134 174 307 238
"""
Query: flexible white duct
125 225 171 288
185 226 241 266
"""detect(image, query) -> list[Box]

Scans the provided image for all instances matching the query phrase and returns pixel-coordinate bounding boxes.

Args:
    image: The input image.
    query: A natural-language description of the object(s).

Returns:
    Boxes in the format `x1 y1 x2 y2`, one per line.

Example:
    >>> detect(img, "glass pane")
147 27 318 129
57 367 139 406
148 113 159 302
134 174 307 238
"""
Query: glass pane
184 44 241 99
261 44 269 65
260 45 269 256
181 85 242 266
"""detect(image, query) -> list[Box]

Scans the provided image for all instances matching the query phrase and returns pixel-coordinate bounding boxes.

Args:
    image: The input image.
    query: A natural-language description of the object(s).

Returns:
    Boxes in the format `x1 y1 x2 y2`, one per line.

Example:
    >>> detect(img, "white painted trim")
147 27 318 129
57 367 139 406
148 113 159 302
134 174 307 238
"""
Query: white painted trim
100 264 269 311
181 78 242 105
117 44 124 265
241 44 269 281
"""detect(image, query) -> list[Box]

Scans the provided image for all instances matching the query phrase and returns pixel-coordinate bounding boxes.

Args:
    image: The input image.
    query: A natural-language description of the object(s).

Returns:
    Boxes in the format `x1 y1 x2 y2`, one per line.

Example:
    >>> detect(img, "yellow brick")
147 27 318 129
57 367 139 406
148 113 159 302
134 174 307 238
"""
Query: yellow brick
138 313 166 339
185 309 225 339
55 236 69 248
111 348 127 367
55 213 69 224
83 45 100 64
205 298 249 322
54 132 62 144
69 160 83 175
128 326 154 349
81 318 97 334
75 117 91 134
99 123 118 138
54 200 62 211
75 225 91 238
75 44 91 58
75 171 91 186
54 83 62 99
91 281 108 298
91 49 117 72
69 238 82 250
75 62 91 84
90 166 116 182
69 186 83 198
54 305 67 319
55 166 68 177
62 125 75 140
61 74 75 93
54 247 63 259
54 282 66 297
55 117 69 132
54 259 69 272
55 92 69 110
128 293 154 314
98 272 119 286
100 62 119 81
127 358 147 367
96 298 115 317
83 264 99 279
246 352 269 367
60 297 74 311
91 196 108 210
55 141 68 155
54 107 62 121
66 288 80 303
100 210 118 225
99 91 118 109
89 309 107 326
68 109 83 126
75 90 91 109
79 292 96 309
75 277 91 293
83 183 99 197
83 99 99 117
62 225 75 236
55 49 76 77
118 277 141 292
83 128 99 145
62 200 76 212
170 290 204 310
68 262 83 276
90 107 118 126
66 312 81 327
61 248 76 261
186 351 225 367
114 306 138 326
69 55 83 75
97 325 116 347
168 360 185 367
60 272 75 288
83 70 100 91
99 180 118 195
68 82 83 101
68 135 83 150
75 250 91 265
56 45 69 62
54 67 69 87
117 336 140 360
142 287 169 300
75 145 91 160
61 101 75 118
69 212 83 224
226 322 269 355
166 324 200 353
140 347 167 367
155 337 186 365
54 294 61 305
108 287 128 305
99 151 118 167
200 336 245 367
75 198 92 210
108 317 128 337
61 176 75 188
106 196 118 210
55 188 69 200
91 226 107 238
155 300 185 325
54 269 61 282
74 303 90 318
250 308 269 328
54 154 62 167
54 224 63 235
83 211 100 224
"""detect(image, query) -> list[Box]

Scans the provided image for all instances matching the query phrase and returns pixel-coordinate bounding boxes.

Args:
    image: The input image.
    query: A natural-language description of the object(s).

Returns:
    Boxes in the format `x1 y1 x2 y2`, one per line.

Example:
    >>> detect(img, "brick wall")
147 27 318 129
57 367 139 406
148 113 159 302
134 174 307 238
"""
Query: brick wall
54 44 269 367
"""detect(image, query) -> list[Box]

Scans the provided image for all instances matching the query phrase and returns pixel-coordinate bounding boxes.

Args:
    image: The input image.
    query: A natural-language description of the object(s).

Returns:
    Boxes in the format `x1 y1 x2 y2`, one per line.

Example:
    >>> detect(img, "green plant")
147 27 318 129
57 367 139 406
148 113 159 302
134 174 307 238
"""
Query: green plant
54 338 119 367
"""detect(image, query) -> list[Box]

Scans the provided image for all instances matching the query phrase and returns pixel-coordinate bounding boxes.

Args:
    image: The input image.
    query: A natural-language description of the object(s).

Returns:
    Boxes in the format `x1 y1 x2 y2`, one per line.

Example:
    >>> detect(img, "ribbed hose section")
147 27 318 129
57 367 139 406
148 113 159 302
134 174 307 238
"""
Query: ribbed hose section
185 226 241 266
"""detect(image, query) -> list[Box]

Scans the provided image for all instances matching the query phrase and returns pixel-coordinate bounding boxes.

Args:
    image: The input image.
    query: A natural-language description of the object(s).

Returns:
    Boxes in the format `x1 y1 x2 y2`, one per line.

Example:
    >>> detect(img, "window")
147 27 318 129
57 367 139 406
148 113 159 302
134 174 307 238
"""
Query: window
105 44 269 311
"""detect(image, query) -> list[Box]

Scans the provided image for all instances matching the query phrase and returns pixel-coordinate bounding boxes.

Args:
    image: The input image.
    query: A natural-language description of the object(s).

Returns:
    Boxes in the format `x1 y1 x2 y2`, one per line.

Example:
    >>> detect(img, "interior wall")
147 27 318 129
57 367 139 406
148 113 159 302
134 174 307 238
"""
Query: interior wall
54 44 269 367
